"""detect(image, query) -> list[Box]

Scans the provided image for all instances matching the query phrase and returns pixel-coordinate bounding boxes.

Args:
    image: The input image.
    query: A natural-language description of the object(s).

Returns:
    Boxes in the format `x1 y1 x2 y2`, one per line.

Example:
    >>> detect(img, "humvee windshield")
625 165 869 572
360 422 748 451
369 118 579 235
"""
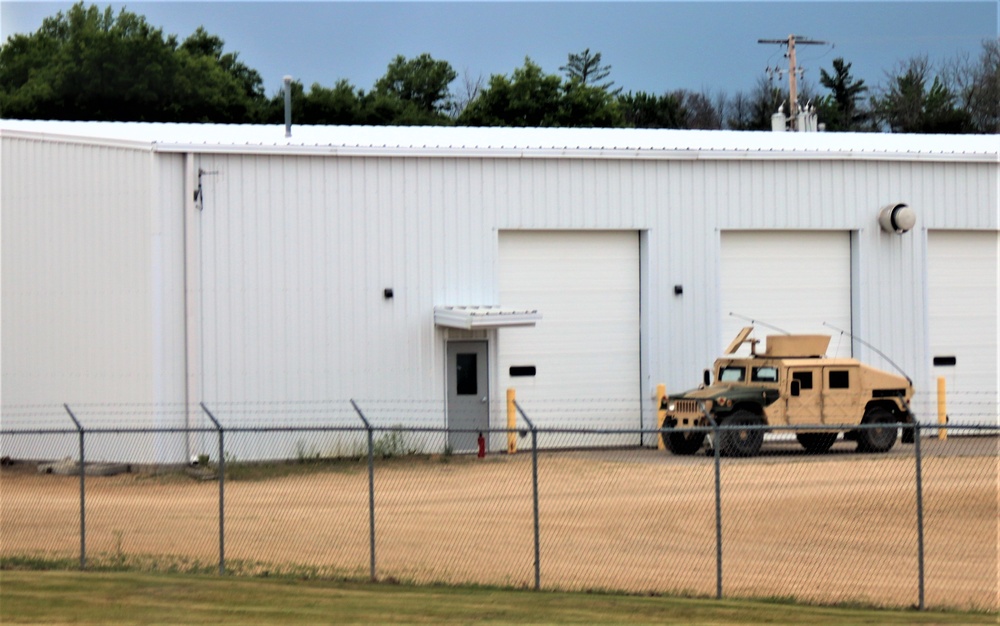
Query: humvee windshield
719 366 745 382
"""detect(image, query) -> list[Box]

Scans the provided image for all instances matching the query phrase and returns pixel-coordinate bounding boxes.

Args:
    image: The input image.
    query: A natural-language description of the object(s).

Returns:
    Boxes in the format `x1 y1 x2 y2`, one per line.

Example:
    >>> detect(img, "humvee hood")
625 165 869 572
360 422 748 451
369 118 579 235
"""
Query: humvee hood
673 385 733 399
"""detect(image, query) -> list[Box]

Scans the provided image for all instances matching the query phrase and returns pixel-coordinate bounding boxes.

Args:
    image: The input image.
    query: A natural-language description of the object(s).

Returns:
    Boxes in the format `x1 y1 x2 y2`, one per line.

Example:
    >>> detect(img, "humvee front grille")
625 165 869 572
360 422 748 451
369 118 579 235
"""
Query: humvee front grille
673 400 701 414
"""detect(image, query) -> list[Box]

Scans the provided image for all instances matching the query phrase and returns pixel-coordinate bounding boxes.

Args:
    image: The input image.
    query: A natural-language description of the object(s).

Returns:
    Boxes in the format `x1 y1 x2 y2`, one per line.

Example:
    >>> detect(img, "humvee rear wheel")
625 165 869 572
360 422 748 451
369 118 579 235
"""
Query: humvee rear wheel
662 431 706 455
795 432 838 453
857 406 898 453
718 411 764 457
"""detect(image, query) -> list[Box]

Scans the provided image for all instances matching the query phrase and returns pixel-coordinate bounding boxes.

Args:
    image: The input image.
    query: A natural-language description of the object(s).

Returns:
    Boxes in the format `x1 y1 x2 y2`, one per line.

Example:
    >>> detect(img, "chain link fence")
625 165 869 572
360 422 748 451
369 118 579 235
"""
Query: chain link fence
1 401 996 611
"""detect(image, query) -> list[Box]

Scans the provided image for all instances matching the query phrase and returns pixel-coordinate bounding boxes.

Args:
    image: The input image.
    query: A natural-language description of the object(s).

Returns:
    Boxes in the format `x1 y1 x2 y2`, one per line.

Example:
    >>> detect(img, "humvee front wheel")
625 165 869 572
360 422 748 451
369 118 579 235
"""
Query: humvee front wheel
718 411 764 457
662 430 706 455
857 406 898 453
796 432 838 453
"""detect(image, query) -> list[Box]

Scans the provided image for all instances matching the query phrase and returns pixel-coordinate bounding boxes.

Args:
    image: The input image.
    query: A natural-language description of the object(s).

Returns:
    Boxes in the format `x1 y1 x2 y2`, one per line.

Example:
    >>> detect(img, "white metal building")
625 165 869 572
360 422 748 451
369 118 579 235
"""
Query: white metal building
1 121 997 462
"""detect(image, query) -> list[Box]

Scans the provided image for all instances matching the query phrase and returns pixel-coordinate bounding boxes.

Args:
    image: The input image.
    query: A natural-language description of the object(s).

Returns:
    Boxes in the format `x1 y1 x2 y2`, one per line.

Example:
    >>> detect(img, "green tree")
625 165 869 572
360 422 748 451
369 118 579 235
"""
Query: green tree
560 80 622 127
459 58 621 127
269 70 454 127
872 56 972 133
263 79 366 126
181 27 265 106
302 80 364 125
560 48 618 94
360 90 450 126
373 53 457 116
816 58 869 131
618 91 685 128
0 2 266 122
175 27 267 122
458 58 564 126
1 3 175 120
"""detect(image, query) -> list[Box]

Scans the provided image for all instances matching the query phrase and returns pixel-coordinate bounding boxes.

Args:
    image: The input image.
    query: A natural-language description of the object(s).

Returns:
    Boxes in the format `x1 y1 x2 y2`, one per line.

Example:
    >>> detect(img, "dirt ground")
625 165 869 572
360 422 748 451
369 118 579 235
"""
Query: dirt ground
2 438 997 610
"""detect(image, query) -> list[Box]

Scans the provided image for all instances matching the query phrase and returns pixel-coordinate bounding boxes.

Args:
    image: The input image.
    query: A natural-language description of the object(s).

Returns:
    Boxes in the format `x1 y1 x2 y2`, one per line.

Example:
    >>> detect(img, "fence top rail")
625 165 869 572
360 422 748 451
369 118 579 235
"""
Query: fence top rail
2 423 997 436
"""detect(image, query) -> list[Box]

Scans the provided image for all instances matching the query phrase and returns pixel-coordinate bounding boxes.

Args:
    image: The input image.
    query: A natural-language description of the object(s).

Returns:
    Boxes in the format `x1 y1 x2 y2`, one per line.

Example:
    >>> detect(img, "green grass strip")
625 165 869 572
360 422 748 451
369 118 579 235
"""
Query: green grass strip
1 571 994 625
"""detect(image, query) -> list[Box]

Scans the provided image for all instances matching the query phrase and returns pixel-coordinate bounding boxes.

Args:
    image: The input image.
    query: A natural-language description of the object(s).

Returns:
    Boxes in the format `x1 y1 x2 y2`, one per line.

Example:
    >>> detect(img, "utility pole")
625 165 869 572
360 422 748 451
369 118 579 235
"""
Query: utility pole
758 35 827 121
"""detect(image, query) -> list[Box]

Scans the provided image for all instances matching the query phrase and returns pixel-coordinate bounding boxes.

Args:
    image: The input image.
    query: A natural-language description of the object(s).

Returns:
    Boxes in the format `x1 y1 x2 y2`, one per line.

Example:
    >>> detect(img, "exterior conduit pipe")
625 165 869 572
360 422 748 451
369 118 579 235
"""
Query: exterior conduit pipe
183 153 201 462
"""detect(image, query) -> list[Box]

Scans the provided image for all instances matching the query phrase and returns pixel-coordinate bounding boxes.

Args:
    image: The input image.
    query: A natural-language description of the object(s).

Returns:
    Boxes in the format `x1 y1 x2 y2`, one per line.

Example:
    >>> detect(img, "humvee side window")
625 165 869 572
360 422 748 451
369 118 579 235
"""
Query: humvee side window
719 366 745 382
792 371 813 390
751 366 778 382
828 370 850 389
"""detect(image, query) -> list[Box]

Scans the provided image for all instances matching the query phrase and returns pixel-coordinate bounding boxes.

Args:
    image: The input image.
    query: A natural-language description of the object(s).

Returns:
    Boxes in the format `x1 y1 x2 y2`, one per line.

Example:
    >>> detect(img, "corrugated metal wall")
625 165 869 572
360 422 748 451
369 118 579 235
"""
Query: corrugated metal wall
193 152 997 425
1 137 166 438
3 129 996 460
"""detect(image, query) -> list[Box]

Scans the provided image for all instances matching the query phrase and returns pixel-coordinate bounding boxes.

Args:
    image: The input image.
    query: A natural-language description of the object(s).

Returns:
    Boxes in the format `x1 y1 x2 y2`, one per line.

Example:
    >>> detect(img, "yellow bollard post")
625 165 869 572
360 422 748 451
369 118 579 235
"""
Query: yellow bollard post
656 384 667 450
507 388 517 454
937 377 947 441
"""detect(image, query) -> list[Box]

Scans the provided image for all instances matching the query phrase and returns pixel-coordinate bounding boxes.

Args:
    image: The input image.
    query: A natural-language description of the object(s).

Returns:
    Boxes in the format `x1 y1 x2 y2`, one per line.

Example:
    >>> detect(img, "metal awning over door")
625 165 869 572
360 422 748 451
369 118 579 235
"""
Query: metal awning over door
434 306 541 330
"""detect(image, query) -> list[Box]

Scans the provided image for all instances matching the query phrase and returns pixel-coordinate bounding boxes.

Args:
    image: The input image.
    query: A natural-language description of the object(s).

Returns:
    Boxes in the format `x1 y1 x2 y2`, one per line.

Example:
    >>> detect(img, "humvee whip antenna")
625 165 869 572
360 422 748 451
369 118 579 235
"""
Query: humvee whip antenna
822 322 912 384
729 312 790 335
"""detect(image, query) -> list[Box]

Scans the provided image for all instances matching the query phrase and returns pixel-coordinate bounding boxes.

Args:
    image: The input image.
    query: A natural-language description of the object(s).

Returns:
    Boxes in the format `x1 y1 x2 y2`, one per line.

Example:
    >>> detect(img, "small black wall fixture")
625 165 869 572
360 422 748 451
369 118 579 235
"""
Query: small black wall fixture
383 288 394 299
674 285 684 295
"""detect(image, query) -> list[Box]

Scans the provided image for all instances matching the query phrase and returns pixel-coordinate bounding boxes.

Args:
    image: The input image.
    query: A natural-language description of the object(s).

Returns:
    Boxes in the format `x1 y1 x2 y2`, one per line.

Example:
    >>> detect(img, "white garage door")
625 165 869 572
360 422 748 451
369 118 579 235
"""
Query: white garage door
927 231 999 427
720 231 852 357
498 231 640 437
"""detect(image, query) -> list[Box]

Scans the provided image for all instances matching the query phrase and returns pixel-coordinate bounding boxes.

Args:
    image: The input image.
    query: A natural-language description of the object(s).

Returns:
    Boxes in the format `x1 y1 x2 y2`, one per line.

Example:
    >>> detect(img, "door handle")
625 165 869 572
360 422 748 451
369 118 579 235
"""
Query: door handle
481 396 487 403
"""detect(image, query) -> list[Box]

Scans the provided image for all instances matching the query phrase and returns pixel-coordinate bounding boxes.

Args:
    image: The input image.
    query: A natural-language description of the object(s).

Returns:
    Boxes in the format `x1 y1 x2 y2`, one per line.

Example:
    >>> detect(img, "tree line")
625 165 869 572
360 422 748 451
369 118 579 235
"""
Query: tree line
1 3 997 133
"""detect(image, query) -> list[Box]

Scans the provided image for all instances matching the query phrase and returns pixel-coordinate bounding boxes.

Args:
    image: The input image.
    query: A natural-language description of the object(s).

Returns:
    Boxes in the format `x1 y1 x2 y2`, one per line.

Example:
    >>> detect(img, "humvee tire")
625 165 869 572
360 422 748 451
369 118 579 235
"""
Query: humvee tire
718 410 764 457
857 406 898 453
662 430 706 455
796 432 838 453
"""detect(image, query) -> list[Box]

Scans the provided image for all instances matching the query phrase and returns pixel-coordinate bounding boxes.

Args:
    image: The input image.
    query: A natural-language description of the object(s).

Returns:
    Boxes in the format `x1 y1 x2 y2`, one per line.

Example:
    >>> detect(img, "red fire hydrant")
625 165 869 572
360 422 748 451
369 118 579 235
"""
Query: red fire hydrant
477 432 486 458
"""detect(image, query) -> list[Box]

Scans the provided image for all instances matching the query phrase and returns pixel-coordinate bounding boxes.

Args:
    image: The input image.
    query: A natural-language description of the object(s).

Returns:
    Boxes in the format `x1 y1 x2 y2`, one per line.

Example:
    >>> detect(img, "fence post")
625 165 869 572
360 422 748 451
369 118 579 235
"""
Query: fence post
656 384 666 450
514 401 541 590
913 421 926 610
712 419 723 600
200 403 225 575
936 377 947 441
350 400 376 582
507 388 517 454
63 404 85 570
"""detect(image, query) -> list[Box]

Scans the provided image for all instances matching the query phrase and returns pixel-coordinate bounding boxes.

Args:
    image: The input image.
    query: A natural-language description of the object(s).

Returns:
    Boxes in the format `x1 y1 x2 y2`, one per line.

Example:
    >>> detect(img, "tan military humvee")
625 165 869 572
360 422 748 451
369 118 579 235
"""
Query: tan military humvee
660 327 915 457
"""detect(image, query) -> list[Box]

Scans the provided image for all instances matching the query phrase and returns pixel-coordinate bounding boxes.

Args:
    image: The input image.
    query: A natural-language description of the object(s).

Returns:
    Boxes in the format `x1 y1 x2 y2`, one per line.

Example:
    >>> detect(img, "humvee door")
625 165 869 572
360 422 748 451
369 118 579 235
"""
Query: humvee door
822 366 861 424
787 367 821 424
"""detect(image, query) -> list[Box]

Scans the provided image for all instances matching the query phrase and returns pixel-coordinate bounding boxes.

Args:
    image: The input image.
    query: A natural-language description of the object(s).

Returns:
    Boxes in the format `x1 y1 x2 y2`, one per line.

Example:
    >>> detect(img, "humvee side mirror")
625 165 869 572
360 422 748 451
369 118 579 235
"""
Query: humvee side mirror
791 380 801 397
703 369 711 386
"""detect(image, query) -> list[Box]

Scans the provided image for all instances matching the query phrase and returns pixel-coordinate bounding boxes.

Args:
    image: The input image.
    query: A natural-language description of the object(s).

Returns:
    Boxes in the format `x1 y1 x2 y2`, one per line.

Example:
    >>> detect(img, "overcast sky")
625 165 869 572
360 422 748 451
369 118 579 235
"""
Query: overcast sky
2 1 997 101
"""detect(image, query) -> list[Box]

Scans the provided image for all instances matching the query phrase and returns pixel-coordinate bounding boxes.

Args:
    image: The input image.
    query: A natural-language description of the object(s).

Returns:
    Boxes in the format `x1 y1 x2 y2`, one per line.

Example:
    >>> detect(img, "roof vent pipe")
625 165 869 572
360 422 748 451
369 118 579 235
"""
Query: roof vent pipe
283 75 293 138
878 202 916 234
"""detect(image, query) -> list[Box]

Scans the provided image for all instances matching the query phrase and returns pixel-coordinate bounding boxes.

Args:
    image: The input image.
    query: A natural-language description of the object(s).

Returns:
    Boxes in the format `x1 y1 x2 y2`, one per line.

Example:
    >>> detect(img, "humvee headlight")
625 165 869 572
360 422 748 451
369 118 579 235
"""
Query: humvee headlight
666 402 676 412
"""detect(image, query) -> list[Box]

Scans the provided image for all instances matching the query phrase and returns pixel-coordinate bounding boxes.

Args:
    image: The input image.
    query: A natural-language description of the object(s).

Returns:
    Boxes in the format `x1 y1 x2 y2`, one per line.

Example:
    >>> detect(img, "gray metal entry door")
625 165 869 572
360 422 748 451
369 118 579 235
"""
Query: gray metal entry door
447 341 489 453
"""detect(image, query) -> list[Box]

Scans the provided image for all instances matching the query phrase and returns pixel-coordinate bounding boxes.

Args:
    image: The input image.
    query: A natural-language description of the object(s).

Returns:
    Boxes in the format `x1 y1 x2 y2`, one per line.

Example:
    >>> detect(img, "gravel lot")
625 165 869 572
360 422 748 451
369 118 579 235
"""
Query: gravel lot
2 436 996 610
